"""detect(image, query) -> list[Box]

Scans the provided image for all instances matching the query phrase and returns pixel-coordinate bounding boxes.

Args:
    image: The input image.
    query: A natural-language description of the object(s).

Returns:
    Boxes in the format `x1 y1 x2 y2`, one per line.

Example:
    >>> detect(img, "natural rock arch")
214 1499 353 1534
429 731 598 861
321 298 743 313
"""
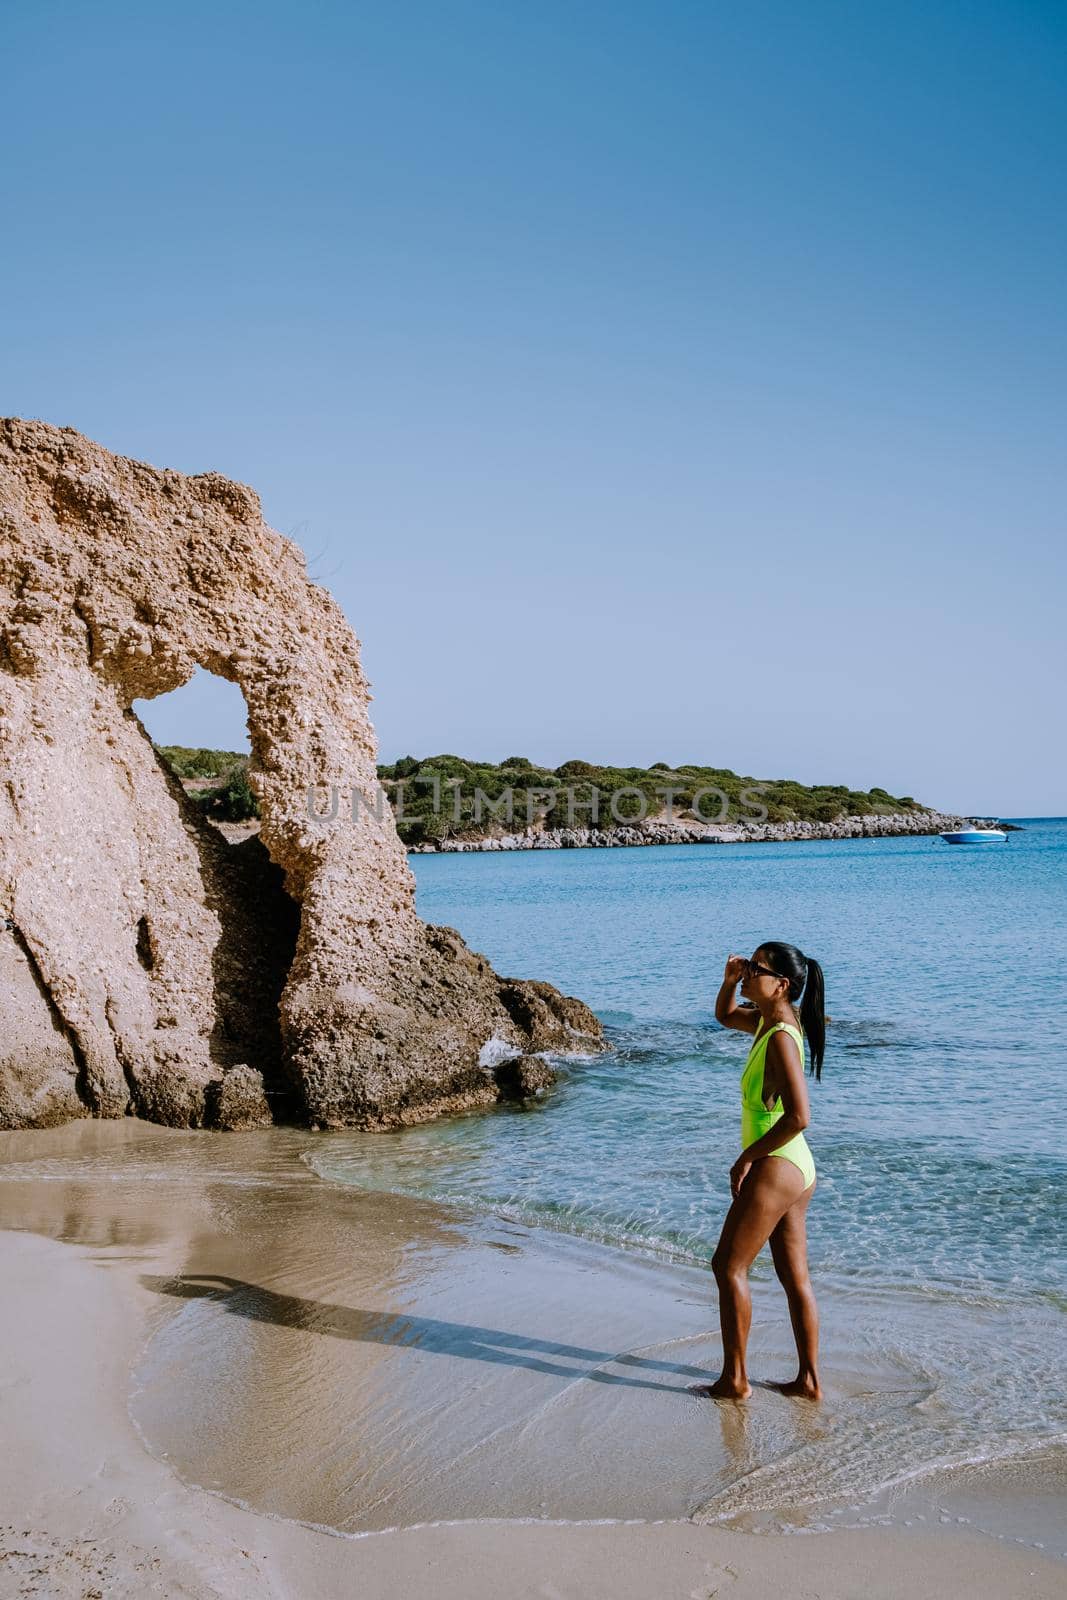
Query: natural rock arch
0 419 604 1130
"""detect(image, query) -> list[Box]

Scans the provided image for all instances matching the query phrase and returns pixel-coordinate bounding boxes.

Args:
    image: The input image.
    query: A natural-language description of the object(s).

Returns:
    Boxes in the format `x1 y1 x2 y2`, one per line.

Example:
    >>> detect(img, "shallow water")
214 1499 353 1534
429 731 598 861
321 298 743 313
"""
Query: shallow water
302 818 1067 1517
2 1121 1061 1548
313 819 1067 1295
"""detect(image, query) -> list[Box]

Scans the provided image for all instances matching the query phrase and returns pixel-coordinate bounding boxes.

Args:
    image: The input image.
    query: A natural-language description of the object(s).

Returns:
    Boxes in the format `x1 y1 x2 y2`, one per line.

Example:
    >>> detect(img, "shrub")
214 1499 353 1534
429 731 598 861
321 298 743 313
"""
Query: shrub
158 744 247 780
198 764 260 822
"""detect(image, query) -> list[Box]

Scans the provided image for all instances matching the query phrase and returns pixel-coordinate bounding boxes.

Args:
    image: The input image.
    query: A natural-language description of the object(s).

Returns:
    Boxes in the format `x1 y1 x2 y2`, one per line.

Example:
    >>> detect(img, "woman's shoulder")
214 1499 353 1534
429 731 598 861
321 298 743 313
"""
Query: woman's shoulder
752 1013 803 1048
767 1017 804 1048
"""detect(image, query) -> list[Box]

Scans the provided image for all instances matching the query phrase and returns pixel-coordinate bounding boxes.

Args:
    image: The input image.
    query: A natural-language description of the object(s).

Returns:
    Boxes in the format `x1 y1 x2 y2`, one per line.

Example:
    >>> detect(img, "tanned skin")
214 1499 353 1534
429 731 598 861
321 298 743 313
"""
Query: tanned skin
690 950 822 1401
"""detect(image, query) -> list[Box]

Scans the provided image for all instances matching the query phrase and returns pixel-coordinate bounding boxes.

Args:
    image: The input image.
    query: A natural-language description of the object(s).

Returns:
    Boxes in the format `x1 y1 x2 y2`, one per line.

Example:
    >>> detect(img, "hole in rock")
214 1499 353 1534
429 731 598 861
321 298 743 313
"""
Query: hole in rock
131 667 302 1119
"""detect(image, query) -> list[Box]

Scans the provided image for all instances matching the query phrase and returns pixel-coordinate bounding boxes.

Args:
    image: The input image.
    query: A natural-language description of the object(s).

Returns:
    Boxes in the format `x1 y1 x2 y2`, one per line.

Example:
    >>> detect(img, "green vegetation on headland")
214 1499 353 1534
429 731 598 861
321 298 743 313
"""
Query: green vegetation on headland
156 744 931 843
375 755 925 847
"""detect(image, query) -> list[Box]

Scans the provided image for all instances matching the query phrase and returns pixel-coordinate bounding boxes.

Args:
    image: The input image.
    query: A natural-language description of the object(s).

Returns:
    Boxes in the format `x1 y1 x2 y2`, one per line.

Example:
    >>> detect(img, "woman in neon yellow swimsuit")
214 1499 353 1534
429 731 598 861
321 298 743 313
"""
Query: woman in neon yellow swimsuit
692 941 827 1402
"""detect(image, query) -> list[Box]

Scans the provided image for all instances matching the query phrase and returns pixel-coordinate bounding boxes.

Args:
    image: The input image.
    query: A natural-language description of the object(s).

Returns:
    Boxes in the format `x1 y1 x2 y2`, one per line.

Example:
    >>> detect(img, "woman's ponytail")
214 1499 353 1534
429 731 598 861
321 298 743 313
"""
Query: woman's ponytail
799 956 826 1080
757 941 828 1080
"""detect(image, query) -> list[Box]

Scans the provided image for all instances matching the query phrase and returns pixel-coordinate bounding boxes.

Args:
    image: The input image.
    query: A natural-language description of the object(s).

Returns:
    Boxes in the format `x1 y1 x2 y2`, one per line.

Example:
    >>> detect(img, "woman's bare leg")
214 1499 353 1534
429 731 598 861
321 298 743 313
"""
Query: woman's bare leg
693 1157 806 1400
768 1180 822 1399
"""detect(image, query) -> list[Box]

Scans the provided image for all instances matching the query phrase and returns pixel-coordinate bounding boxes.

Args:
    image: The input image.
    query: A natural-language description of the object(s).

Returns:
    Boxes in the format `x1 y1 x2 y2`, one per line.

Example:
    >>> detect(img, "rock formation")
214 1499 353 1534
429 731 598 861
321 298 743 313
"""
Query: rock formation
0 419 605 1131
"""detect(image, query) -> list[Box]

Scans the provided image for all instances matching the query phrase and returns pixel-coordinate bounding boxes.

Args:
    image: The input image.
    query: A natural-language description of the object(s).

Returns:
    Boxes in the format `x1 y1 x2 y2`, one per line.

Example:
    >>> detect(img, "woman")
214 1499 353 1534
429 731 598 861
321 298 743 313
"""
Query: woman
692 942 826 1401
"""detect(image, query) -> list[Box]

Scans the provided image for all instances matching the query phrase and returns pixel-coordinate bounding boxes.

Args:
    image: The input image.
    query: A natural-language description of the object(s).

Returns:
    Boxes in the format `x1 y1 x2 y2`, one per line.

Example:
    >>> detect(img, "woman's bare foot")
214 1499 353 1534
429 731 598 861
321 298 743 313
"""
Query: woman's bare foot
689 1376 752 1400
768 1374 822 1400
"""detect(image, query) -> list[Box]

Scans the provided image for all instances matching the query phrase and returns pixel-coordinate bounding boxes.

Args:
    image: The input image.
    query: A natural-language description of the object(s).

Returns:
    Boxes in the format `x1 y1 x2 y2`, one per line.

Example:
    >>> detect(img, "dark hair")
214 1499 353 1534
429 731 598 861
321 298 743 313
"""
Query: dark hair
758 941 827 1080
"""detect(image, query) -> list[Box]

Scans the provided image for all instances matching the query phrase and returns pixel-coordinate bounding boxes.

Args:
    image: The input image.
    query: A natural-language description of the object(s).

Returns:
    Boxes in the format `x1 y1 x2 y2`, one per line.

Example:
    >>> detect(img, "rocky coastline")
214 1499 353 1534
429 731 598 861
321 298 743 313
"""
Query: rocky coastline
408 808 986 852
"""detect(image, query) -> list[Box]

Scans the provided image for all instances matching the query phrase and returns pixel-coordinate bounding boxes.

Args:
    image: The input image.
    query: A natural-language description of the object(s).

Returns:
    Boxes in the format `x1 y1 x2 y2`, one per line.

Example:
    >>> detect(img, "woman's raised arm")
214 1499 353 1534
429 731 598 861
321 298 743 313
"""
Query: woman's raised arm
715 954 760 1033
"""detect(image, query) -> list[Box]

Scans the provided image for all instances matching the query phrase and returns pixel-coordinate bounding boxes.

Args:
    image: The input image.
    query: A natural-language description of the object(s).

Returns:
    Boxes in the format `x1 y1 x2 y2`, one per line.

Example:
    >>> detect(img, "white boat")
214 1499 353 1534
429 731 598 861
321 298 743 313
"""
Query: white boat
940 822 1007 844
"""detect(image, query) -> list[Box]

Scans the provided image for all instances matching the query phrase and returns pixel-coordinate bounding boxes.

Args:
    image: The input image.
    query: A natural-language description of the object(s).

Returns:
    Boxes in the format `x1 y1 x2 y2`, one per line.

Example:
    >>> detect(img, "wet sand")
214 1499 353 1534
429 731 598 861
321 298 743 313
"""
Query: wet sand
0 1119 1063 1598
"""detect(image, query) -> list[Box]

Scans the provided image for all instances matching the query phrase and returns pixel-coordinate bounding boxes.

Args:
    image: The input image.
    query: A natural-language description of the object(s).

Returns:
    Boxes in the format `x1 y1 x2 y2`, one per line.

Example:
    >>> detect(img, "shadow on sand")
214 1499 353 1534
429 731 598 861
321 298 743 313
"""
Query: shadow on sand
143 1273 717 1394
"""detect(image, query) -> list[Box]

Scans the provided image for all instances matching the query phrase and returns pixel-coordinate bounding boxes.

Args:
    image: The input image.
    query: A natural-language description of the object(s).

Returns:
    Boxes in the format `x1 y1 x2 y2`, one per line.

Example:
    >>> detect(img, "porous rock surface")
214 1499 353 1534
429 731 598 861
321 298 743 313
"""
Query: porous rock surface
0 419 604 1130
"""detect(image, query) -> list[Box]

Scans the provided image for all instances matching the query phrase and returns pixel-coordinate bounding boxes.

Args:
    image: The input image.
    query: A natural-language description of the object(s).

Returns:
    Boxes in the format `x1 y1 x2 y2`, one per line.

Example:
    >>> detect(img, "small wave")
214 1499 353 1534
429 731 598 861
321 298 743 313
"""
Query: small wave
303 1152 716 1270
477 1034 522 1068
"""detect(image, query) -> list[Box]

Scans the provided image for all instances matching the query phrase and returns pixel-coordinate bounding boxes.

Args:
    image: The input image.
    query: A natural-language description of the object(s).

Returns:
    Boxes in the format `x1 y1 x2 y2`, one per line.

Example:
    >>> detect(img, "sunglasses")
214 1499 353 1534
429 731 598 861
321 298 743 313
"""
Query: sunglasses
744 957 784 981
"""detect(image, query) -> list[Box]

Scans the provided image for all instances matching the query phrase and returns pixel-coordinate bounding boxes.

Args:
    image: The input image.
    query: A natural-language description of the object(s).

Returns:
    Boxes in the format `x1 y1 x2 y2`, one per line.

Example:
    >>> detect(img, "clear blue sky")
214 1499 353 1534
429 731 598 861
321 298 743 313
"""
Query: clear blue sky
5 0 1065 815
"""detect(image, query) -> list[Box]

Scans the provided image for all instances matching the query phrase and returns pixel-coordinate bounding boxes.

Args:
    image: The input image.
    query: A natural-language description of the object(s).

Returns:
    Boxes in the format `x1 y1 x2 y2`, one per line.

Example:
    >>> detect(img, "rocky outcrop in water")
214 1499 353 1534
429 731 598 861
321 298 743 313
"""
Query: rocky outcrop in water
410 809 975 851
0 420 604 1131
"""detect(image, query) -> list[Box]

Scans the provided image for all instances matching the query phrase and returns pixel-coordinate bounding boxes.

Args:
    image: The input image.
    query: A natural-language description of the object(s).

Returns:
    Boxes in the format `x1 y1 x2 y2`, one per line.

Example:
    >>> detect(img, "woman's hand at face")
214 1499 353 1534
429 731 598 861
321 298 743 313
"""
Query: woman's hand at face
730 1154 753 1198
724 953 747 986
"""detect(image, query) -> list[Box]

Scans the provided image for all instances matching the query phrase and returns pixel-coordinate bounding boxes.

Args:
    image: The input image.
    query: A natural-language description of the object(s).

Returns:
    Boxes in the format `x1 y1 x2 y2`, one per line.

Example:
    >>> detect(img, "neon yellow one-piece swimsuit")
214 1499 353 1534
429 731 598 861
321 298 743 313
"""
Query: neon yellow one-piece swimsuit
740 1018 816 1190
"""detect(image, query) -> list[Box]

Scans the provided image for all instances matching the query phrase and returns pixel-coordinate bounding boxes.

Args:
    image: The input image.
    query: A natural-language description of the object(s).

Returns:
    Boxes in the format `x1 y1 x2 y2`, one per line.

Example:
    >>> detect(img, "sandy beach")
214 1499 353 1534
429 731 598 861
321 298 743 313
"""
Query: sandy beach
0 1119 1062 1599
4 0 1063 1592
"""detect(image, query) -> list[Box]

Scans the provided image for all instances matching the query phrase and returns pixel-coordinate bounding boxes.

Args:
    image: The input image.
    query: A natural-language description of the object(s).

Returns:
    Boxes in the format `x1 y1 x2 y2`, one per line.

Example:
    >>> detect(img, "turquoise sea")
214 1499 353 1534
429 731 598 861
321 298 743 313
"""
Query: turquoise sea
314 818 1066 1299
305 817 1067 1523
